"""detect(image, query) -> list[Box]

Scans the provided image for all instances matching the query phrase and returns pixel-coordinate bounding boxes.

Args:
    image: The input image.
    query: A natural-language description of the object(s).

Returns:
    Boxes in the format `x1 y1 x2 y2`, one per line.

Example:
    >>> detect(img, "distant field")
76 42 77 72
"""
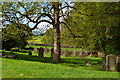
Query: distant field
27 44 82 51
2 49 118 78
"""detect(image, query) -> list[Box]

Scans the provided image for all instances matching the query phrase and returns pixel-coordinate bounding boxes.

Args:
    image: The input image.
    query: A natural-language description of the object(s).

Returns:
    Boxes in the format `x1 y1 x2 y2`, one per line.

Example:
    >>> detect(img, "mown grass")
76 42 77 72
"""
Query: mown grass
2 49 118 78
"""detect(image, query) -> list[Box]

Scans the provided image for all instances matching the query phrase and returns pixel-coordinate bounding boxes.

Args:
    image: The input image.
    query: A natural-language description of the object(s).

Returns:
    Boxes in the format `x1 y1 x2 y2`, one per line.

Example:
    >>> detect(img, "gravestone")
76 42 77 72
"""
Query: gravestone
64 49 70 57
89 52 94 57
28 51 32 56
80 51 87 58
116 56 120 72
0 52 2 57
38 47 44 58
61 50 64 55
50 48 54 58
69 51 74 57
44 48 49 53
106 54 117 71
33 48 39 54
74 51 80 57
98 51 105 57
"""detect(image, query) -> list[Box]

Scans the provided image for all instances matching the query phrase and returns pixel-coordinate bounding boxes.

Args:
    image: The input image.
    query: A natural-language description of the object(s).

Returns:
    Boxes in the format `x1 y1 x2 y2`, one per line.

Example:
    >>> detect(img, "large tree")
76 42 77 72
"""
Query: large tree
2 1 94 63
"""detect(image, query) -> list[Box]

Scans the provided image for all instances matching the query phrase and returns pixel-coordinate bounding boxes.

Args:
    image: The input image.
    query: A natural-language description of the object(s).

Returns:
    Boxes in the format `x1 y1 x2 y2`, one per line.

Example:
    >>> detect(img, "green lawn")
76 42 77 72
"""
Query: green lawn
2 49 118 78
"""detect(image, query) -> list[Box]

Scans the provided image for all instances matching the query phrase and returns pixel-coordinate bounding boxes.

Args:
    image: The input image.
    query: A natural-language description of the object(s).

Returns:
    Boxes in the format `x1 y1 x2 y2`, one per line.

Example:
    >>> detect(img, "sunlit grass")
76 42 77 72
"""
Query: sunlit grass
2 49 118 78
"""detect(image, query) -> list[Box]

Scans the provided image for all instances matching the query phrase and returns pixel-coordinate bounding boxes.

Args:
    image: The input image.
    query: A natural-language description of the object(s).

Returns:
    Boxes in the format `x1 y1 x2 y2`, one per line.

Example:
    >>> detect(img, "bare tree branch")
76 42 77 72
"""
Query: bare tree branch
60 22 83 38
36 13 54 22
31 20 53 30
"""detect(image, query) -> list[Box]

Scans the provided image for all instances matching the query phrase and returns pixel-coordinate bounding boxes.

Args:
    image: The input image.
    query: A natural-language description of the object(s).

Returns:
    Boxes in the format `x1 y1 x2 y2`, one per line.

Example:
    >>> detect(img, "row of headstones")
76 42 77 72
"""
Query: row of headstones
31 47 105 58
102 54 120 72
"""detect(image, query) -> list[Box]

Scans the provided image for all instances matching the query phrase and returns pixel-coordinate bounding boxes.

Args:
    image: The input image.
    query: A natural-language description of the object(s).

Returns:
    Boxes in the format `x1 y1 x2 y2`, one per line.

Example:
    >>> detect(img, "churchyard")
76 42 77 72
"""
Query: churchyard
1 45 119 78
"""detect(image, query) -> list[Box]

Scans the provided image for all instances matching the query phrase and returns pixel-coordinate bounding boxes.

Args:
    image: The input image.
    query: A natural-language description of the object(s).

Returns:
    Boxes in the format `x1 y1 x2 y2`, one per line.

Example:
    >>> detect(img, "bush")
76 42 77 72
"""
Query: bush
2 23 32 50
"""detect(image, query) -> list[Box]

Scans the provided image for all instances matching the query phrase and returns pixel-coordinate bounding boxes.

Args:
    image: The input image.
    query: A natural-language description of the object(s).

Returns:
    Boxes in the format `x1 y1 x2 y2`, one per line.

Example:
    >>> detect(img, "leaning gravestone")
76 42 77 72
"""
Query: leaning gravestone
98 51 105 57
38 47 44 58
33 48 39 54
69 51 74 57
80 51 87 58
64 49 70 57
106 54 117 71
50 48 54 58
28 51 32 56
74 51 80 57
61 50 64 55
44 48 49 53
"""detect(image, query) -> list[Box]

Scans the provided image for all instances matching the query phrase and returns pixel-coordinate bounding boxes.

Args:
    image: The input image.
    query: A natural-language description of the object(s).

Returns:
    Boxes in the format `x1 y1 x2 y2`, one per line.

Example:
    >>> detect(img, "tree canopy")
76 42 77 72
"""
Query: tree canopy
60 2 120 55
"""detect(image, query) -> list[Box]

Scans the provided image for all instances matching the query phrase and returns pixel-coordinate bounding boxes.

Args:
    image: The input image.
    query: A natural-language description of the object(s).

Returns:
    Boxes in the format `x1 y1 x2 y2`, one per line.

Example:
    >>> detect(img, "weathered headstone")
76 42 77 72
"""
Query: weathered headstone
44 48 49 53
61 50 64 55
116 56 120 72
50 48 54 58
106 54 117 71
28 51 32 56
64 49 70 57
74 51 80 57
80 51 87 58
38 47 44 58
69 51 74 57
98 52 105 57
89 52 94 57
33 48 39 54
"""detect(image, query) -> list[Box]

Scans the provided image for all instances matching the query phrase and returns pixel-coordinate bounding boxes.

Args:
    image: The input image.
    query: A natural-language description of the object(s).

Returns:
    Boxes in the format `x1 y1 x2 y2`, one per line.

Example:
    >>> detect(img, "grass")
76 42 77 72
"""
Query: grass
2 48 118 78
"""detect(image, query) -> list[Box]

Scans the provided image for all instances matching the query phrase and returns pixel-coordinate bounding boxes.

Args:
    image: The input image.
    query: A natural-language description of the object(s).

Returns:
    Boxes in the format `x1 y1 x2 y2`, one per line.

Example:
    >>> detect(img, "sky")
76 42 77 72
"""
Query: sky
18 1 74 35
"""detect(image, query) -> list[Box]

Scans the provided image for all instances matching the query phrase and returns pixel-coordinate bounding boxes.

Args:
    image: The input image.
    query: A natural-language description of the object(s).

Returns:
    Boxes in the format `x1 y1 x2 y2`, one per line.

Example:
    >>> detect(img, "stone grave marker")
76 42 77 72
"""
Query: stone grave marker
64 49 70 57
98 51 105 57
38 47 44 58
80 51 87 58
28 51 32 56
44 48 49 53
74 51 80 57
106 54 117 71
69 51 74 57
61 50 64 55
116 56 120 72
50 48 54 58
33 48 39 54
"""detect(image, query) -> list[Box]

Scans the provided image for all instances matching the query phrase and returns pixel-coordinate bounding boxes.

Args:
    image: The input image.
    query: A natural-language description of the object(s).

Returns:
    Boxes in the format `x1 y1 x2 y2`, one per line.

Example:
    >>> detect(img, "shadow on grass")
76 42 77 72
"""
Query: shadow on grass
3 50 104 71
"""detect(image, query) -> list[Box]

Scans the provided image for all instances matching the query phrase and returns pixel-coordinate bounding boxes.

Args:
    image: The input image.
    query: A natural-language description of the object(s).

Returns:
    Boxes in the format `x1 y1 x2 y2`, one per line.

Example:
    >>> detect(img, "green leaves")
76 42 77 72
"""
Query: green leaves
61 2 120 54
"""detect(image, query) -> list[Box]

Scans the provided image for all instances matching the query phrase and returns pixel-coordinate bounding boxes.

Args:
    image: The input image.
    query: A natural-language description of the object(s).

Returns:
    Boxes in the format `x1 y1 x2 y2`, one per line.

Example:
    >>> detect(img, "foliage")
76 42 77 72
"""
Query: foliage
61 2 120 55
2 23 32 50
41 28 54 44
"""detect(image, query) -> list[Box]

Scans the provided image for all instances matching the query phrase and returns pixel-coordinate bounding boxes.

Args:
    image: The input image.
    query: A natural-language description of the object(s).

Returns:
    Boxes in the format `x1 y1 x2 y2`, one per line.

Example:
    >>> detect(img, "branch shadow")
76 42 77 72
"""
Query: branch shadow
2 50 104 71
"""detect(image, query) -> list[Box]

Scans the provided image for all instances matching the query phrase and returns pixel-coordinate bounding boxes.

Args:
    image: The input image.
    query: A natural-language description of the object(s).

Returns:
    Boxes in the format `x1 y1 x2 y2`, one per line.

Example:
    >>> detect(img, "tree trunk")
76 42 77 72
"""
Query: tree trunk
53 2 61 63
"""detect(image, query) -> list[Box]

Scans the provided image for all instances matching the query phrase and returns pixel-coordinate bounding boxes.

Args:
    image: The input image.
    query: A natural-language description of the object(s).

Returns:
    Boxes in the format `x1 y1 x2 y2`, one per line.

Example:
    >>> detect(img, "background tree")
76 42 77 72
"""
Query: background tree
2 23 32 50
41 28 54 44
61 2 120 55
